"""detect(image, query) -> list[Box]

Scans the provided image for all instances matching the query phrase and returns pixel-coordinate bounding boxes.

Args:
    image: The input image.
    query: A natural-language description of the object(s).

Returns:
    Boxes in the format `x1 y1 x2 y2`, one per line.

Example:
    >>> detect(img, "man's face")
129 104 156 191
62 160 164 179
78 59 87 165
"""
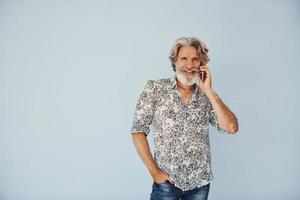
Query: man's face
174 46 201 86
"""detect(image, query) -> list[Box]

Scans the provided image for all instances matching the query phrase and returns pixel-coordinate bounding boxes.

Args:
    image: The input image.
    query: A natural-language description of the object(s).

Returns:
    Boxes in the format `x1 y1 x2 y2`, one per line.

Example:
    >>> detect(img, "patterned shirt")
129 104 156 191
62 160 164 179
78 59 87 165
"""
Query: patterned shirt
130 75 230 191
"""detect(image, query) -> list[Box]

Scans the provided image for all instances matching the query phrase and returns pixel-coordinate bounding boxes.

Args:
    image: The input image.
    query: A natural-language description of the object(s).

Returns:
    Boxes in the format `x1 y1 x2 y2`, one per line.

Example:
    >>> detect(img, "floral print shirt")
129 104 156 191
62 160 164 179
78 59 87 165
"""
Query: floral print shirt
130 75 230 191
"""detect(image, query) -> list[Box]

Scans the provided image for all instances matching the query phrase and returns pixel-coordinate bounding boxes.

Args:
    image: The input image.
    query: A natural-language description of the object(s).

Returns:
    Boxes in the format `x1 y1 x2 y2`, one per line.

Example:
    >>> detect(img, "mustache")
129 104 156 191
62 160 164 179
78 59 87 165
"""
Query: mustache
182 67 201 72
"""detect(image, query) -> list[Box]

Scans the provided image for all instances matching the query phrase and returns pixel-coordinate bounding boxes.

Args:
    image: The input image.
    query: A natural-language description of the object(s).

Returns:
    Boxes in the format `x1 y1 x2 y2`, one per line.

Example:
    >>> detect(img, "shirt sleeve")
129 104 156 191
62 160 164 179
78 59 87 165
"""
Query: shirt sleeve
130 80 156 136
208 100 231 134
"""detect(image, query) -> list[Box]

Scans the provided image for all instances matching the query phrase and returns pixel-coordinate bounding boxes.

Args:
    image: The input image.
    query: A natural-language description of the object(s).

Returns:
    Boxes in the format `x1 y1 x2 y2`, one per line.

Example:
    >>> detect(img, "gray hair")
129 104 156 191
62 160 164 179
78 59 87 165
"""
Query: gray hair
169 37 210 72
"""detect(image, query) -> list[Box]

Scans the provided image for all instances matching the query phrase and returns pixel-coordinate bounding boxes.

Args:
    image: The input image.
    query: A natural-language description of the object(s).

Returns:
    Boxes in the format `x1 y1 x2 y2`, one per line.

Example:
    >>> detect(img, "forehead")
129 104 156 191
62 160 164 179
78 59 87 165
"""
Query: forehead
177 46 198 57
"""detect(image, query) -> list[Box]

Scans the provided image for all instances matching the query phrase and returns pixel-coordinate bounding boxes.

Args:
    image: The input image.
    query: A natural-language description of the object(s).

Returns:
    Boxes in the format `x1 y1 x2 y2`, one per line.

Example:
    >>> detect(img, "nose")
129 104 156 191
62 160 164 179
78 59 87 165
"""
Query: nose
186 64 194 69
185 60 195 67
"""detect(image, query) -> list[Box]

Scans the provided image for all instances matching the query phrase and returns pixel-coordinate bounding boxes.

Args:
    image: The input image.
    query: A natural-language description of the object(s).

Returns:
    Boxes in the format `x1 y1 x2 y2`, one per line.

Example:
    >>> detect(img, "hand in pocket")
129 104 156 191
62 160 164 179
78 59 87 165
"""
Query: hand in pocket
153 170 174 184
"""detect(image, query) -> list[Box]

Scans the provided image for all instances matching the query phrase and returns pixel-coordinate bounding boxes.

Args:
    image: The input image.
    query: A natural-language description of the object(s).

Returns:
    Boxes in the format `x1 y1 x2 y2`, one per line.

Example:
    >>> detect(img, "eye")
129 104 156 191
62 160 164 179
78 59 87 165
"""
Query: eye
181 57 187 60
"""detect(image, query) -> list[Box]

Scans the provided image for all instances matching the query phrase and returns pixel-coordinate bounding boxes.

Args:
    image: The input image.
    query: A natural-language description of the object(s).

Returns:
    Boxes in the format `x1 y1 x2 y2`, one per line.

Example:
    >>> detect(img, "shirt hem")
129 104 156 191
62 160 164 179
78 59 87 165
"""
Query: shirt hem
175 180 212 191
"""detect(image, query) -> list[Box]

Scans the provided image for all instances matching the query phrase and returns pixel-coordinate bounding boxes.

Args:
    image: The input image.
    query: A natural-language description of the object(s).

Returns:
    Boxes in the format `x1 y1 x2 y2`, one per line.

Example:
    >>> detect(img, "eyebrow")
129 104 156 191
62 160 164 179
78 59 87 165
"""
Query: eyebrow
179 56 199 59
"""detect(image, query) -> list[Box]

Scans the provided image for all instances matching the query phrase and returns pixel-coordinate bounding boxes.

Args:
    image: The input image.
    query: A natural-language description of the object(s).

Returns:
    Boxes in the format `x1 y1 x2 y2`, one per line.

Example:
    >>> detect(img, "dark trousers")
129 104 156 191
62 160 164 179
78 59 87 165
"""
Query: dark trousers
150 180 210 200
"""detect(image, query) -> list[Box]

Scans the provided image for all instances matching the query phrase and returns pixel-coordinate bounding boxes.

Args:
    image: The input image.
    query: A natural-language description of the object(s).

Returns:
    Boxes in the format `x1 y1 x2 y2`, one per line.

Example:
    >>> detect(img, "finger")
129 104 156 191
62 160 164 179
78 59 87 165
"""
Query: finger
199 67 209 73
167 177 174 184
166 174 175 184
200 65 210 69
200 66 211 71
199 68 209 74
199 69 211 78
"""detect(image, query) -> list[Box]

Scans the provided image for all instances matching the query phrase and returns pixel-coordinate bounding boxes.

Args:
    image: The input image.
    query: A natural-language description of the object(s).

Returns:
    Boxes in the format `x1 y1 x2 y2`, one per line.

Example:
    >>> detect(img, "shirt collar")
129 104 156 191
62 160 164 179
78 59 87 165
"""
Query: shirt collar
170 74 177 89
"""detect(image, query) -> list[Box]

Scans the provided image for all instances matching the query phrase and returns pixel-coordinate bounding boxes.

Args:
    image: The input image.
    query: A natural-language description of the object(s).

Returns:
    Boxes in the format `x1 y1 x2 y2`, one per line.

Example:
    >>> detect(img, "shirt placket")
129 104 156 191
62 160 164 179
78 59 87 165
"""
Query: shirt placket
182 104 190 156
178 90 198 155
176 89 198 184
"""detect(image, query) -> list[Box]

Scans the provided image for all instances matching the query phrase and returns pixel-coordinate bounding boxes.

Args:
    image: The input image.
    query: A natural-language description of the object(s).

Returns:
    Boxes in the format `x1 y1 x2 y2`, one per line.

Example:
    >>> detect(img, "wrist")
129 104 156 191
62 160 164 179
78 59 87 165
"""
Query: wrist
202 88 215 96
149 167 161 178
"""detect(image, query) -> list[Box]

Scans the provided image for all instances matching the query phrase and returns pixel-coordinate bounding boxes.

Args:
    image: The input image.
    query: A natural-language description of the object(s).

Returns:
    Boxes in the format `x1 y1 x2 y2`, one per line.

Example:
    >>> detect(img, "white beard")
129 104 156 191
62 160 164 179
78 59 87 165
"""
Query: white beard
176 70 200 86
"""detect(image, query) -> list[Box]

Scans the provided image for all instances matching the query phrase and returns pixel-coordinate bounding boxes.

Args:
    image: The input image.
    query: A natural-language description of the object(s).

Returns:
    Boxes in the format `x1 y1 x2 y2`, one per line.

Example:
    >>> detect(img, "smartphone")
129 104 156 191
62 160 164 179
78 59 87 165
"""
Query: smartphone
199 70 206 81
199 62 205 81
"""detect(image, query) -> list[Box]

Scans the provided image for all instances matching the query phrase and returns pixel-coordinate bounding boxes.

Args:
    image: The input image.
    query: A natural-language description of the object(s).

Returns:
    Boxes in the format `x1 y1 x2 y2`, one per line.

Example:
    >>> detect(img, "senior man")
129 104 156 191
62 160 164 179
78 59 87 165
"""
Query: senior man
130 37 239 200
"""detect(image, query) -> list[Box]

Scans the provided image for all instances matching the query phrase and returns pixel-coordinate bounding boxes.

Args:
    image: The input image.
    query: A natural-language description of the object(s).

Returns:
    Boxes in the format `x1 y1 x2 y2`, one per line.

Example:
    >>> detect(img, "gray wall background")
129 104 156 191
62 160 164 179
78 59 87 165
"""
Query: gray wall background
1 0 299 199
